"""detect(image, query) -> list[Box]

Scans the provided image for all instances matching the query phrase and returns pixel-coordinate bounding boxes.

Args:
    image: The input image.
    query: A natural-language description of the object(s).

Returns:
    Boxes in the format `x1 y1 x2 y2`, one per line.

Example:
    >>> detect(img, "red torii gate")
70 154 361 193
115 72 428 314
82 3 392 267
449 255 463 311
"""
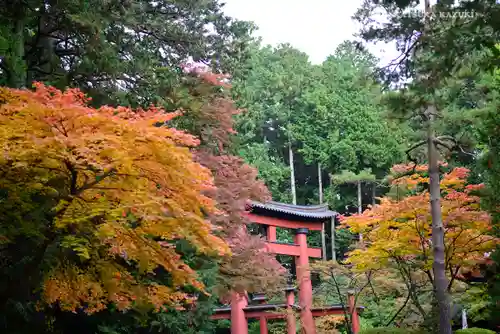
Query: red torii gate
211 201 362 334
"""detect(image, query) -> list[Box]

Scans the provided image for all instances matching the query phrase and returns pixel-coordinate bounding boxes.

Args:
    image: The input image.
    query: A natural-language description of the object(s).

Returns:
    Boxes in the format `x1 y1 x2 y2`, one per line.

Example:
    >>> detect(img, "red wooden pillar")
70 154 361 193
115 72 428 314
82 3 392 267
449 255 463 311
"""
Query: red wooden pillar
266 225 276 242
231 292 248 334
257 293 268 334
285 288 297 334
259 317 268 334
348 292 360 334
295 228 316 334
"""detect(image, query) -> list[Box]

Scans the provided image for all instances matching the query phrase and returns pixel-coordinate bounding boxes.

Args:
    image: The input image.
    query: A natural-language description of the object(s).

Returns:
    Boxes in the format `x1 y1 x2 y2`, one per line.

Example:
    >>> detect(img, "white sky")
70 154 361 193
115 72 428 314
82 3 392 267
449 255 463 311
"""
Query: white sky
221 0 430 66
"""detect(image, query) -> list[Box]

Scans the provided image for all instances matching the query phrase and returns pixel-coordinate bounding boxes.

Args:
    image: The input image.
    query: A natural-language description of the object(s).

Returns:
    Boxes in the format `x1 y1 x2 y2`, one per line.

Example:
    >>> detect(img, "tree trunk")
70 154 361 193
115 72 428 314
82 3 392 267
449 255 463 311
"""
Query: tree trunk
288 140 297 205
357 180 362 214
330 216 336 262
321 223 326 260
421 0 452 330
427 108 452 334
319 163 326 260
7 4 26 88
461 309 468 329
318 162 323 204
372 182 376 206
357 180 363 244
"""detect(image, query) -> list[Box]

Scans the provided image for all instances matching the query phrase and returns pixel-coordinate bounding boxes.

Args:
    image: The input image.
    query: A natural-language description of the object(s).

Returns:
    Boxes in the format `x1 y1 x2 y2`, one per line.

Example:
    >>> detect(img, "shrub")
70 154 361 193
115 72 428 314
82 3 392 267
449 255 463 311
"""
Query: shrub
359 328 409 334
455 328 496 334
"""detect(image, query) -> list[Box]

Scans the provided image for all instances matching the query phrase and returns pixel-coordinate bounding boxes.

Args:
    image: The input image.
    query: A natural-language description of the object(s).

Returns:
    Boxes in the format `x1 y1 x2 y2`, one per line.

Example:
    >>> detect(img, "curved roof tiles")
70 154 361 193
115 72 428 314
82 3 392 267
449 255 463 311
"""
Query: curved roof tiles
249 200 337 219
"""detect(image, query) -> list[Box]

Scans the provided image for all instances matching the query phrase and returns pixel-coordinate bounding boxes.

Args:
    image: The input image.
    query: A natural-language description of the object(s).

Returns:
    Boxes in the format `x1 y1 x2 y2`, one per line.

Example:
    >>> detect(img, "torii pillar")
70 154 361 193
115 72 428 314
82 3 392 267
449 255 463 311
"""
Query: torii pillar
231 292 248 334
295 227 316 334
285 287 297 333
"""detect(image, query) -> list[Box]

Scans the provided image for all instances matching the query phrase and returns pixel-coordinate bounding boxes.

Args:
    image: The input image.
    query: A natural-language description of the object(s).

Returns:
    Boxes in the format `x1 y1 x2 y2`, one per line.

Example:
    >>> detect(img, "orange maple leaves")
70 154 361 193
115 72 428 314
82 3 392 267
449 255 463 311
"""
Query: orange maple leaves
0 83 228 314
342 164 496 280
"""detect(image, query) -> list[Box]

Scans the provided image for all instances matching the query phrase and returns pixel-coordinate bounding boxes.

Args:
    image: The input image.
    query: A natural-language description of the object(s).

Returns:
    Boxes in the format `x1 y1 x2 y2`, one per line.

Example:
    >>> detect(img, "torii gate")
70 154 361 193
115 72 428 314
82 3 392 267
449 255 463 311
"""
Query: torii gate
211 201 362 334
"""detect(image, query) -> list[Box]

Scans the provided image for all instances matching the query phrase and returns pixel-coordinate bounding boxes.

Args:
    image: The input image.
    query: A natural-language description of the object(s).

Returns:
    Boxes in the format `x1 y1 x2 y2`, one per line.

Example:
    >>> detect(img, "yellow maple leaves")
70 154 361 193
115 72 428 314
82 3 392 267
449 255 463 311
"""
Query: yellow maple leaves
0 83 229 313
342 164 496 278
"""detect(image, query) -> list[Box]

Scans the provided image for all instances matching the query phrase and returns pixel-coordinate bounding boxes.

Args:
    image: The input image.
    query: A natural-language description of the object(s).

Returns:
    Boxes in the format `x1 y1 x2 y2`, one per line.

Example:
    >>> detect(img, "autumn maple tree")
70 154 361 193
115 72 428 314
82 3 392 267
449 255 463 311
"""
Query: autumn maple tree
0 83 229 314
341 164 497 325
176 66 286 294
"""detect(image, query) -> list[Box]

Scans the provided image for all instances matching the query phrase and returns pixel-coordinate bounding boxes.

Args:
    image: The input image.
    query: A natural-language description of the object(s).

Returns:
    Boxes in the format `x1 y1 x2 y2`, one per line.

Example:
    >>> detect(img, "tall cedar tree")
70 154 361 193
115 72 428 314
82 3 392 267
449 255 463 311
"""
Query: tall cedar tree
351 1 500 331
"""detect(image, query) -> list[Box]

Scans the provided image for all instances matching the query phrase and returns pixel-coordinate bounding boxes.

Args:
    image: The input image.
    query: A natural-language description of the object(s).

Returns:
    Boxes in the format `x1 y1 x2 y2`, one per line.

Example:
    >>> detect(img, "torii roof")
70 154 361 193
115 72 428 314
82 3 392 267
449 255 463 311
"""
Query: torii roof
248 200 337 220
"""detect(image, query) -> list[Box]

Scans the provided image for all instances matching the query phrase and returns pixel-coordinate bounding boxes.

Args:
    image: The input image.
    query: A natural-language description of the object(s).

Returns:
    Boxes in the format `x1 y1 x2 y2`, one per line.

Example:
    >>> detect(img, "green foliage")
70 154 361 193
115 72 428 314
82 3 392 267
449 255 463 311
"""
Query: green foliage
233 43 312 146
332 169 376 184
473 59 500 328
359 327 415 334
238 142 291 202
0 0 255 105
232 43 313 203
294 42 406 173
249 320 289 334
360 297 403 328
233 40 406 208
455 328 496 334
456 285 491 323
332 228 355 261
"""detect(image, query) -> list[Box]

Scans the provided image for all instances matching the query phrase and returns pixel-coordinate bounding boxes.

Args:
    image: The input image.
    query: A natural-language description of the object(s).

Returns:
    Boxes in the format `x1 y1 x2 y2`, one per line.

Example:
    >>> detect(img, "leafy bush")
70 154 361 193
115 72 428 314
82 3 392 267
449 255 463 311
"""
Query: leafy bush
455 328 496 334
359 328 409 334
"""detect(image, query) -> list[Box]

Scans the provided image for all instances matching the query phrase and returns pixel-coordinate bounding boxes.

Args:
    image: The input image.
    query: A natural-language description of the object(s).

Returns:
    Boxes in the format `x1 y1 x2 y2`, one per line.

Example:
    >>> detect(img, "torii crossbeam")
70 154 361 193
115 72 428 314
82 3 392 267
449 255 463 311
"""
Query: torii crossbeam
211 201 362 334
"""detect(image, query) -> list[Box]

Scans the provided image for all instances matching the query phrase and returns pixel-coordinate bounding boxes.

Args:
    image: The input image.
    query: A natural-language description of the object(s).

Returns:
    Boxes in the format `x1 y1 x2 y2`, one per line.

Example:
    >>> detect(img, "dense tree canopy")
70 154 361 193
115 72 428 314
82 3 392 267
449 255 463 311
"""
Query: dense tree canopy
294 41 405 173
0 0 255 106
0 83 228 315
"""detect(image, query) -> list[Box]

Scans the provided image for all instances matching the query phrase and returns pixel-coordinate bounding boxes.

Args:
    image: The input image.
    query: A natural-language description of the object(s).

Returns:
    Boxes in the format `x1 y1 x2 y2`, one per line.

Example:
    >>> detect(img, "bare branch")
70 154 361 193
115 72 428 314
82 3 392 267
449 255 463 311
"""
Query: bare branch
433 138 454 151
385 292 411 327
435 135 476 157
404 140 427 173
407 140 427 156
75 169 116 195
380 33 421 74
447 265 461 292
435 135 456 142
456 145 476 157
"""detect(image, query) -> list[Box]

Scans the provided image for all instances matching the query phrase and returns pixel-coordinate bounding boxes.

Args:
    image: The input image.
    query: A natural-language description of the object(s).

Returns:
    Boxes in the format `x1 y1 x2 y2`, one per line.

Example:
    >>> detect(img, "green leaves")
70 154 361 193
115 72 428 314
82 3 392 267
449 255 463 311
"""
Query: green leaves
60 236 91 260
238 143 291 202
331 169 377 184
294 43 406 173
457 285 491 323
0 0 255 106
234 43 312 145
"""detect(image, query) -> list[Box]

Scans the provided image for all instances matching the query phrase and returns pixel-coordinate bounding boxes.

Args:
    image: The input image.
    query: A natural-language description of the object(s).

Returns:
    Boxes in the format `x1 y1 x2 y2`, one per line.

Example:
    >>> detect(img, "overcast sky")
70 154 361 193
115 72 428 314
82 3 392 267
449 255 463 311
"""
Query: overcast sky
221 0 430 66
